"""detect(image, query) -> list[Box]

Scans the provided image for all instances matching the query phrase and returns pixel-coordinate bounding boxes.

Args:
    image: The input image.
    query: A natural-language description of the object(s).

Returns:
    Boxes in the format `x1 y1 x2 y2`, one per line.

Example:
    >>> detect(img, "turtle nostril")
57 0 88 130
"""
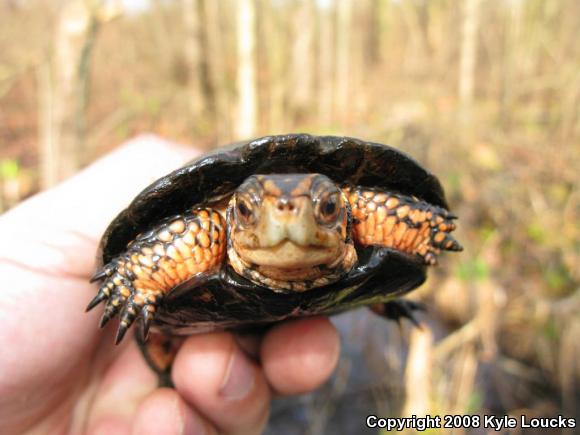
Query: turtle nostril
276 198 295 212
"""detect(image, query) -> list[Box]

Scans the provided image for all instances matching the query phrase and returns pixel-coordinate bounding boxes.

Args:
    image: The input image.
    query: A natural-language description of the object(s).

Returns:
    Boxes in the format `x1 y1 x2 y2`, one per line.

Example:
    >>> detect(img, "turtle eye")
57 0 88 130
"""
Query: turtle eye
236 198 255 226
317 193 341 224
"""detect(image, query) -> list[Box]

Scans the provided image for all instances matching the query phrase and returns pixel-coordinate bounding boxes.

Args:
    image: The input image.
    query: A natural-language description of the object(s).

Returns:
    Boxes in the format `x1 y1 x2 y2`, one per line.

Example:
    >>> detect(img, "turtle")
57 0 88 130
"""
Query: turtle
87 133 462 383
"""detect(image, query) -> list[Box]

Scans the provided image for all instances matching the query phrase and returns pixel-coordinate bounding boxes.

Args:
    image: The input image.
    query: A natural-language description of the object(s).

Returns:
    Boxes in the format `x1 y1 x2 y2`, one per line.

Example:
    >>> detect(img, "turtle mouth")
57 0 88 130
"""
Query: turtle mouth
235 239 342 269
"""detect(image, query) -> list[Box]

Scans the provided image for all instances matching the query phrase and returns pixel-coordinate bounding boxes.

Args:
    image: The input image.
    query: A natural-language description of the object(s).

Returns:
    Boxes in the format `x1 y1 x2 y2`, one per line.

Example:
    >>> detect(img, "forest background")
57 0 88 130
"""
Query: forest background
0 0 578 433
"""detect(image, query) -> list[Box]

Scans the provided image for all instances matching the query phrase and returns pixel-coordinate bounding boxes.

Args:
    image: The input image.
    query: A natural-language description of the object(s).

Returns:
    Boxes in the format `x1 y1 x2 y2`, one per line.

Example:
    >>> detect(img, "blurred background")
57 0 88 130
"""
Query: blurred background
0 0 578 433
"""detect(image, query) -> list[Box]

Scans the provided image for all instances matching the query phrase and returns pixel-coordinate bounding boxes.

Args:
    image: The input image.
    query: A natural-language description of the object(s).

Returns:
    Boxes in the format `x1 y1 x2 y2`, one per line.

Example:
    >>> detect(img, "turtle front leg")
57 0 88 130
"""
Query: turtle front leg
87 208 226 344
344 187 462 265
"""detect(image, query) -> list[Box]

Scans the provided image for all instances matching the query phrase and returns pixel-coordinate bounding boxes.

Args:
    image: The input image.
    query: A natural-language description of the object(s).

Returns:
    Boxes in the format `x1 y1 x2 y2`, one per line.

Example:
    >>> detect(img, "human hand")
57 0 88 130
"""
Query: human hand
0 136 340 435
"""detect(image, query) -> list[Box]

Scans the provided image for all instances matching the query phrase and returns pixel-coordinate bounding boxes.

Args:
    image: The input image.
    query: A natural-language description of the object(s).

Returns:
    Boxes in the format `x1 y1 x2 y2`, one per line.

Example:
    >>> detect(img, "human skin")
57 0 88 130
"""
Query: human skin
0 136 340 435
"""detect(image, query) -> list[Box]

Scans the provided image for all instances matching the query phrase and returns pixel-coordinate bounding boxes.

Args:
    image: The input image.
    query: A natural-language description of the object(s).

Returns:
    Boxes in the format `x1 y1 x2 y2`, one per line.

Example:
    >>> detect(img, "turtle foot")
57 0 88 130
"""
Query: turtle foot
86 259 162 344
370 299 425 328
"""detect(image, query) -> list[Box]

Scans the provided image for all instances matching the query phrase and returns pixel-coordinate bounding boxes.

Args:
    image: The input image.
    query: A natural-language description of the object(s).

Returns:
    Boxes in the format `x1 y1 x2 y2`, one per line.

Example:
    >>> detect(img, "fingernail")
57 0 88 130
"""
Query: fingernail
219 346 255 401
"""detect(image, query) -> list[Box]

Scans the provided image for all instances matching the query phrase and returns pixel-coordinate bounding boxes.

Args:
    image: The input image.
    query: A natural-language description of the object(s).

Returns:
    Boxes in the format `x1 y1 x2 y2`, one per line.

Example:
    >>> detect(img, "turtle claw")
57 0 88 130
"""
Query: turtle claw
115 322 129 345
432 231 463 252
85 290 108 312
114 304 140 345
90 262 117 283
99 304 118 328
140 308 153 341
373 300 426 329
89 270 107 283
88 261 162 344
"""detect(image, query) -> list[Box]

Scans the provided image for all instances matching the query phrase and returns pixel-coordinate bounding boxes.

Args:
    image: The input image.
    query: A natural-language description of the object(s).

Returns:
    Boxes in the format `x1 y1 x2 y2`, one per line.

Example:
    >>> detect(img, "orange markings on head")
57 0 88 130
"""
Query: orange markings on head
289 175 315 197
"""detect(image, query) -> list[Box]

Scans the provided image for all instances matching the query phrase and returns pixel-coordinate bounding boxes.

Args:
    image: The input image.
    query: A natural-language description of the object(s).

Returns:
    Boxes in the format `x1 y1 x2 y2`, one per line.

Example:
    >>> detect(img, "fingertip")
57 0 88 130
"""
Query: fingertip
132 388 215 435
172 333 270 434
261 316 340 395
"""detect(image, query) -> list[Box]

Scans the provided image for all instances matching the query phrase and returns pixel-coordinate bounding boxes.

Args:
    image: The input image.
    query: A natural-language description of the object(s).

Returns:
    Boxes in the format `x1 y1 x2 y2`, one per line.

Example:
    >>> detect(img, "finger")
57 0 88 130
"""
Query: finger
261 316 340 395
172 332 270 435
0 135 200 278
132 389 217 435
86 341 157 435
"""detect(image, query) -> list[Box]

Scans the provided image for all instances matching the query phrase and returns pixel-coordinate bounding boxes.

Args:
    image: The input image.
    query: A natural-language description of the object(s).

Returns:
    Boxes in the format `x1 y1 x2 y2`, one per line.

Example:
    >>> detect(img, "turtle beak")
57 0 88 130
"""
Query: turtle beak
260 196 321 247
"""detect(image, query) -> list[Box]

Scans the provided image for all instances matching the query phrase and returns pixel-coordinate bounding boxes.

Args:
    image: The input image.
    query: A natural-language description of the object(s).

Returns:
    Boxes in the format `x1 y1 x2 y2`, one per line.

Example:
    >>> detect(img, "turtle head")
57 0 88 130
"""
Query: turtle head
228 173 357 291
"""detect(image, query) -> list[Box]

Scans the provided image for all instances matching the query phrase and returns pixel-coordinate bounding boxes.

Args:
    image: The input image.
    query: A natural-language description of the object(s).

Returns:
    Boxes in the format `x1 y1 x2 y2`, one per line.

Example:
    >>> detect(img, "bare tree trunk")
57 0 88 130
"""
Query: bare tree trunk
499 0 521 130
288 0 315 124
37 62 56 190
365 0 381 68
40 0 104 188
403 328 433 417
334 0 352 123
182 0 206 120
257 0 286 133
458 0 480 126
203 0 232 143
317 2 334 126
235 0 257 139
